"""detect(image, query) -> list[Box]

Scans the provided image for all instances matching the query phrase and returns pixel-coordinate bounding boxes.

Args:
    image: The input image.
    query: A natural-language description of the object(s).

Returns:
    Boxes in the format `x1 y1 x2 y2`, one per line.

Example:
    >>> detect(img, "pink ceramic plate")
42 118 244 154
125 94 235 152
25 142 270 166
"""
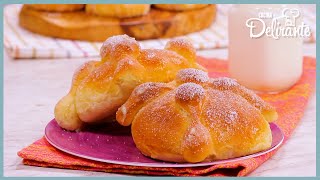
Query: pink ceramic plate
45 119 284 167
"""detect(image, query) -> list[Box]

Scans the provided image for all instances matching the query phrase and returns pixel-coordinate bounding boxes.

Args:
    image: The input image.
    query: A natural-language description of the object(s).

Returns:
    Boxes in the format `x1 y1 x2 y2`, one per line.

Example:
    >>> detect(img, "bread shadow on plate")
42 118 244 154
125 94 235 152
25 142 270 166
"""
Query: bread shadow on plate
80 119 132 136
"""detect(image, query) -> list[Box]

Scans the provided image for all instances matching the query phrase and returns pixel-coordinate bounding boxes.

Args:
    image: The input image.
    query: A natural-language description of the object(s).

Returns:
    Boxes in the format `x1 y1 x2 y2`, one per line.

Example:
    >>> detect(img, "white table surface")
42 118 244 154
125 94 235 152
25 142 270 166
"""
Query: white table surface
3 43 316 177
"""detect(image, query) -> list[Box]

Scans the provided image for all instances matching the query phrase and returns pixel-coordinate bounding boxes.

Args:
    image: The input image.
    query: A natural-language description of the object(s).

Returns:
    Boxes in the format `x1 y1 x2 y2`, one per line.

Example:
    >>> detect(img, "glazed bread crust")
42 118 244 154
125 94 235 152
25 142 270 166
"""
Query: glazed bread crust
54 35 205 131
116 69 278 163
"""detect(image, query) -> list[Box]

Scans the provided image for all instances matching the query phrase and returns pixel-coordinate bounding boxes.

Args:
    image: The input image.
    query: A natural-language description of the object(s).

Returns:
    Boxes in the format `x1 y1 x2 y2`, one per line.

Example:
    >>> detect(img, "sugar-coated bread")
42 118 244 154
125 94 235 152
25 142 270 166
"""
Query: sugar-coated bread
54 61 99 130
25 4 85 12
116 68 278 163
54 35 206 131
154 4 209 11
85 4 151 18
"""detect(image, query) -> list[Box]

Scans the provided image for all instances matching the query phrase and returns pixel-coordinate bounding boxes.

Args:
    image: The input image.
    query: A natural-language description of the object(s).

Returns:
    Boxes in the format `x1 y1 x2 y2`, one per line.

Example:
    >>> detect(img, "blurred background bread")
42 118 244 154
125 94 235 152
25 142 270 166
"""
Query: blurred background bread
153 4 208 11
19 4 217 41
25 4 85 12
85 4 151 18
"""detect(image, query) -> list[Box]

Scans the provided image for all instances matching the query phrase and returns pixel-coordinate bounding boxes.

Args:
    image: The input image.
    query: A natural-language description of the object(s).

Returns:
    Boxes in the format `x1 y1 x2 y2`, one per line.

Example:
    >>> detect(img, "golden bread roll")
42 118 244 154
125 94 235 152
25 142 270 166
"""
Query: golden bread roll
154 4 209 11
54 35 206 131
25 4 85 12
116 69 278 163
85 4 150 18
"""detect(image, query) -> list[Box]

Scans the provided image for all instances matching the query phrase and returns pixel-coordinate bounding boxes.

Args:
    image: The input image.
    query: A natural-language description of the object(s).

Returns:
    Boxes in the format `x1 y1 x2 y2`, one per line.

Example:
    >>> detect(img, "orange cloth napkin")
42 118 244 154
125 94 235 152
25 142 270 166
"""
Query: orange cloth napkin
18 56 316 176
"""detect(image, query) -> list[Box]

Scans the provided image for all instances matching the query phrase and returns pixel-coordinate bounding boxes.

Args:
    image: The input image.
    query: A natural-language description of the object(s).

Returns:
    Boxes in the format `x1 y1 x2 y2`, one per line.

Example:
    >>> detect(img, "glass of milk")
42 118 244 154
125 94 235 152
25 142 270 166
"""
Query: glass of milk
228 4 308 93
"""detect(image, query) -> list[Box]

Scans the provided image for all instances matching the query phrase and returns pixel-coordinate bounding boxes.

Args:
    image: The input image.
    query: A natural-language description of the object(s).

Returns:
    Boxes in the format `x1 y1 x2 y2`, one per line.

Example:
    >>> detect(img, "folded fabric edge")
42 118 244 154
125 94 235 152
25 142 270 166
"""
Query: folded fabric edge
22 159 246 177
17 137 249 177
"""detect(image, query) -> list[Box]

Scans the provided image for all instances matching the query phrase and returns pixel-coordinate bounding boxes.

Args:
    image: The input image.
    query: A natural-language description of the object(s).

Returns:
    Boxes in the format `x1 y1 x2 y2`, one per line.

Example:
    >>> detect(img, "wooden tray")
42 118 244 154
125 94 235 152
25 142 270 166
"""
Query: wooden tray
19 5 216 41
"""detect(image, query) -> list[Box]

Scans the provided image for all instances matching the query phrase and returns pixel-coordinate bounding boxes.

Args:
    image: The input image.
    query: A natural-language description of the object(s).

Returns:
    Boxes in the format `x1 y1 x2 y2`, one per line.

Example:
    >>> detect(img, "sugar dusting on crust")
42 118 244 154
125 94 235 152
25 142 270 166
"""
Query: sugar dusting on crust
205 92 239 125
130 76 273 160
72 63 90 84
146 51 156 59
100 35 140 58
211 77 239 89
175 83 205 102
210 77 275 112
88 62 114 82
185 126 199 147
134 82 168 101
176 68 209 84
139 49 184 66
183 123 211 153
203 90 267 143
239 86 275 112
226 111 238 124
203 90 242 141
165 38 196 60
119 106 127 120
72 61 98 85
113 57 135 74
240 87 264 110
166 37 193 49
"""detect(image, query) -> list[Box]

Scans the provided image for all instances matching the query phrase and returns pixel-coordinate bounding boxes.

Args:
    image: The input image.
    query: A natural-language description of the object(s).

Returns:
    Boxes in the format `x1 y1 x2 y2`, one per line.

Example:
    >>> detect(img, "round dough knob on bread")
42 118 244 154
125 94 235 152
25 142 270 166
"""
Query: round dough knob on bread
100 35 141 62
